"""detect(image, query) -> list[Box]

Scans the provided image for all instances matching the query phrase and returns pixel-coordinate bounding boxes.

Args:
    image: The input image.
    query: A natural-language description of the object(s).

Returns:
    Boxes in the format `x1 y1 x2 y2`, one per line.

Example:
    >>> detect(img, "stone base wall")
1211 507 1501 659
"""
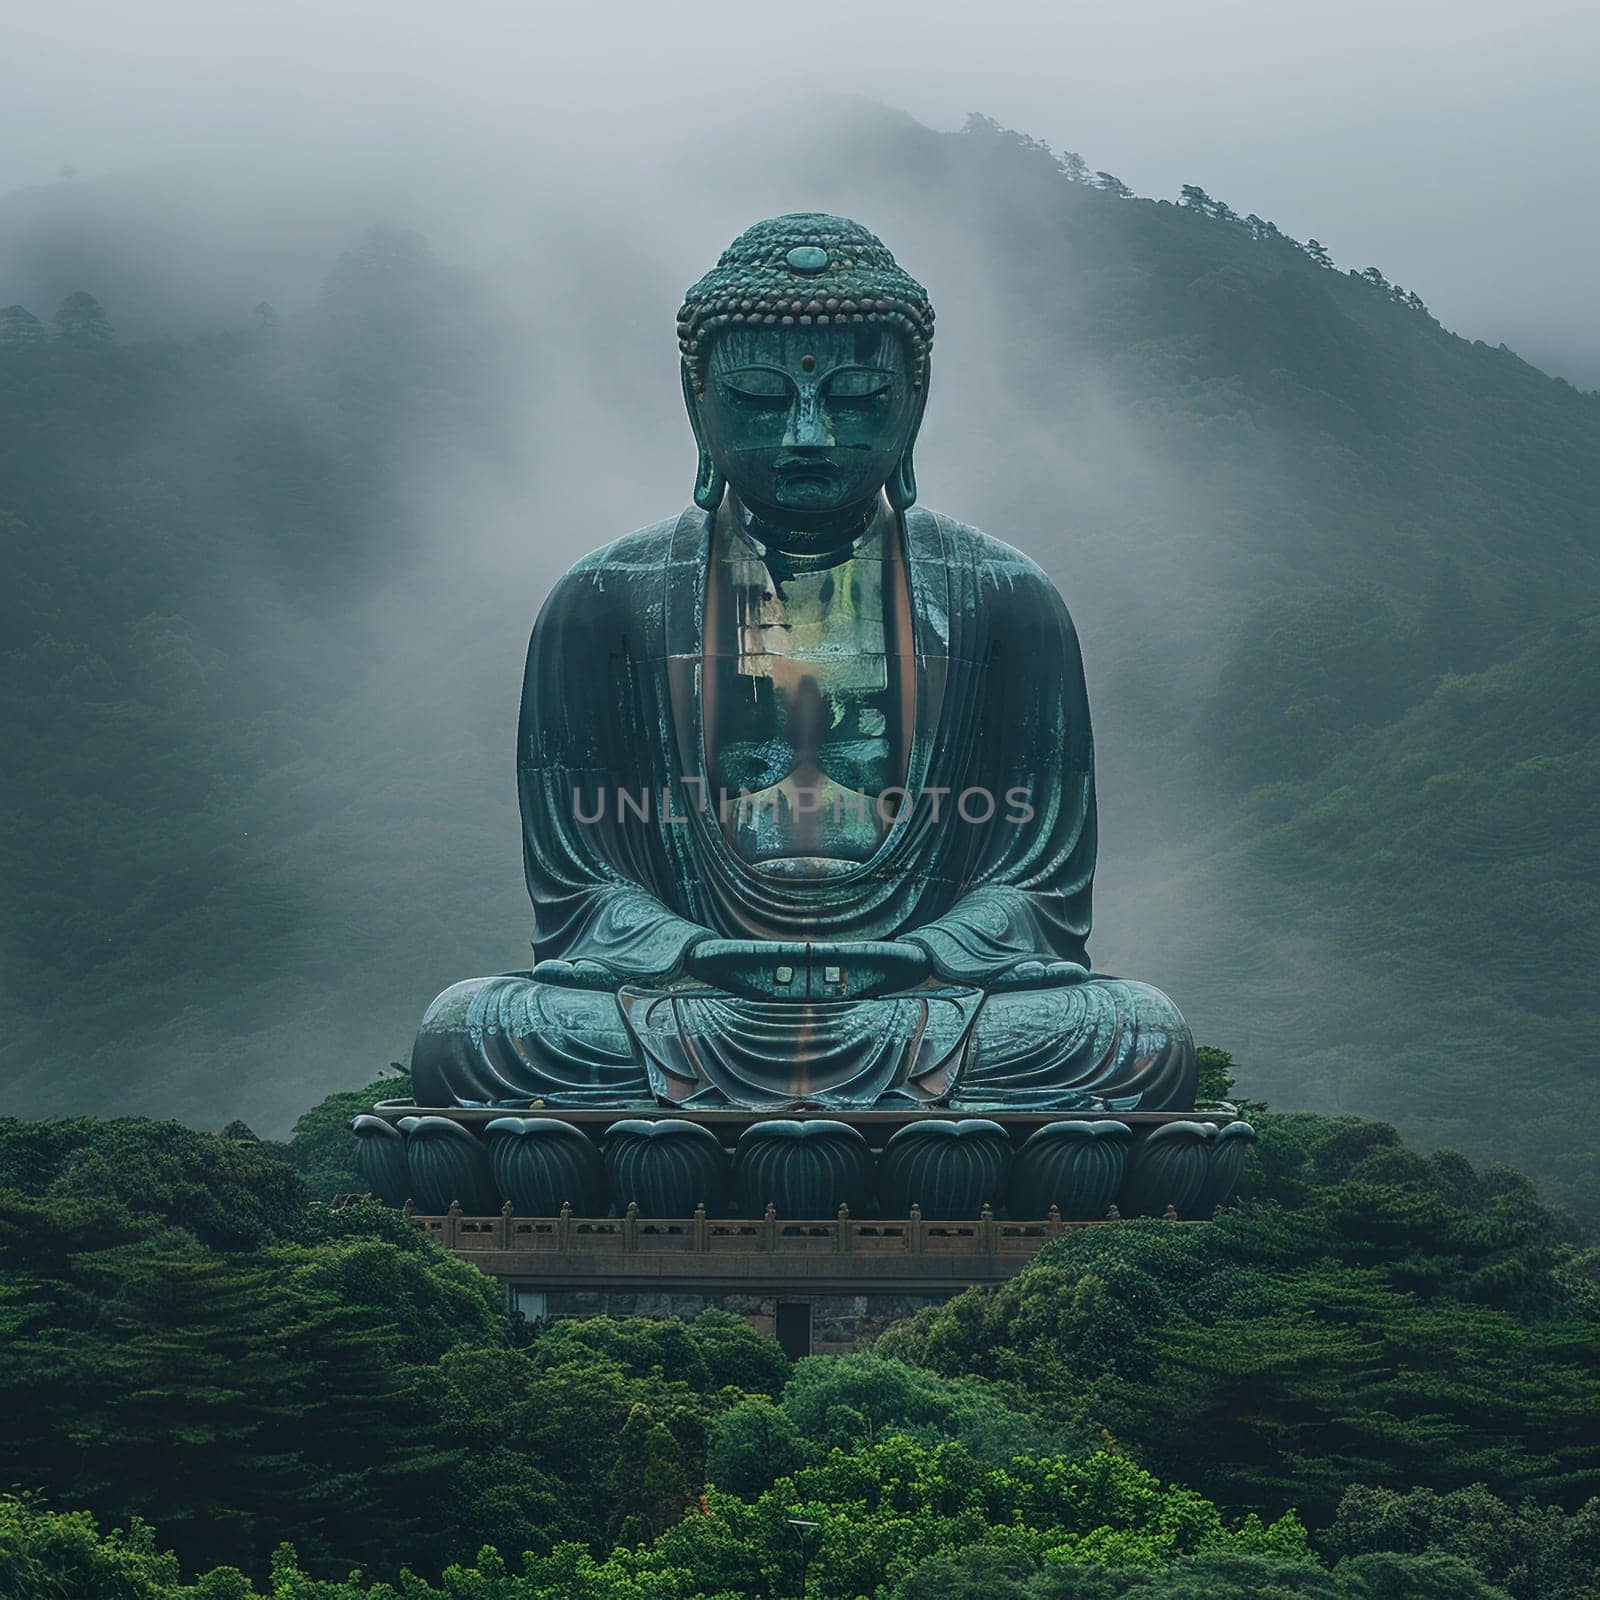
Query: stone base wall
527 1287 955 1354
808 1293 943 1353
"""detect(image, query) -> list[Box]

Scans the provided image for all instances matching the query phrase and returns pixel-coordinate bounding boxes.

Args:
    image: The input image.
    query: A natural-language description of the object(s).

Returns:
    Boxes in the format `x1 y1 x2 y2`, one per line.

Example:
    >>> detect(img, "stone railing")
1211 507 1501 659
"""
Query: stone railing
396 1198 1172 1258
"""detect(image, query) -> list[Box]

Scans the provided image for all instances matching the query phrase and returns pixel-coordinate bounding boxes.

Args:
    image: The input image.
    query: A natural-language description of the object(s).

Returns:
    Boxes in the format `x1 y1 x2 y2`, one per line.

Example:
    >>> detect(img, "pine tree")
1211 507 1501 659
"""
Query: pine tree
611 1403 692 1541
52 291 113 343
72 1251 271 1570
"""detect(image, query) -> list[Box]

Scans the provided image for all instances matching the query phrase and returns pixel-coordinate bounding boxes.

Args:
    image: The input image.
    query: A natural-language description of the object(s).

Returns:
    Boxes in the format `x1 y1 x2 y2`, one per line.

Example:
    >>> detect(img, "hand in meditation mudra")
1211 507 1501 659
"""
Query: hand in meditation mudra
411 214 1196 1115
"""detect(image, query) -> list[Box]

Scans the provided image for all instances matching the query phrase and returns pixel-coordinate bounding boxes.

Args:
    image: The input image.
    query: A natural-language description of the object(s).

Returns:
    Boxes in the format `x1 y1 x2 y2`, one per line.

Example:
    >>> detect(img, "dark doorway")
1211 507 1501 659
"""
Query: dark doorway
775 1300 812 1360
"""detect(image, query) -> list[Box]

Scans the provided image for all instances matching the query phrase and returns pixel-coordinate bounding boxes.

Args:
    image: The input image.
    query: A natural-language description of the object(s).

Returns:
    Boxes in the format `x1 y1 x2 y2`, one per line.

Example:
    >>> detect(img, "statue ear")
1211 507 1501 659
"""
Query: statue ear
886 360 931 513
681 361 726 512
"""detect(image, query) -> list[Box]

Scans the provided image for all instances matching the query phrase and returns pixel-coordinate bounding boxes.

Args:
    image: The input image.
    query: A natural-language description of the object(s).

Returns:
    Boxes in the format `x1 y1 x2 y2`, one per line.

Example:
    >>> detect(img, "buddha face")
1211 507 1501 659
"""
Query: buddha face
695 324 922 526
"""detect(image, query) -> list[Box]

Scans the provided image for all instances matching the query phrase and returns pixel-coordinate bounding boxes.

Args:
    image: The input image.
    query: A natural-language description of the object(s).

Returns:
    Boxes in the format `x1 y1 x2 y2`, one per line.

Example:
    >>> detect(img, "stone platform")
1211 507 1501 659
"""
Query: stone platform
383 1200 1187 1356
352 1102 1254 1224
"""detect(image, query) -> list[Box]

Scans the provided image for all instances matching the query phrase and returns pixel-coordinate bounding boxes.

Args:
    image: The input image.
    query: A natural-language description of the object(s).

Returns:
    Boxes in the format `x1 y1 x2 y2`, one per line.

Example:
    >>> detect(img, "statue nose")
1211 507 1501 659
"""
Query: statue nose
784 386 834 450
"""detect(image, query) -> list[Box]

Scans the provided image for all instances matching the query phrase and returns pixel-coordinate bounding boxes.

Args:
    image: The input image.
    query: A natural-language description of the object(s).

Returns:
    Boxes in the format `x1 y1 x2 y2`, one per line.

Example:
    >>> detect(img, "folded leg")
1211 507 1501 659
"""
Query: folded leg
410 975 651 1107
954 977 1195 1111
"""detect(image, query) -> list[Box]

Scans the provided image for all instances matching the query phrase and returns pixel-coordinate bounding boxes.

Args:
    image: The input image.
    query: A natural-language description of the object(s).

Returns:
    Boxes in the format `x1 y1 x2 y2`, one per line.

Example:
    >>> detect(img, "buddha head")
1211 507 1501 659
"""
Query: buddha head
678 214 935 537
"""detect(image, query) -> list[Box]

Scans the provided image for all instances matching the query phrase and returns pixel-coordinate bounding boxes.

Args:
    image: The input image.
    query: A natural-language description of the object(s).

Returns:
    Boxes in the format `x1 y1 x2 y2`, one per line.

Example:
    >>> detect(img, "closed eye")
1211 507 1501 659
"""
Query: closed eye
719 367 793 402
825 368 895 400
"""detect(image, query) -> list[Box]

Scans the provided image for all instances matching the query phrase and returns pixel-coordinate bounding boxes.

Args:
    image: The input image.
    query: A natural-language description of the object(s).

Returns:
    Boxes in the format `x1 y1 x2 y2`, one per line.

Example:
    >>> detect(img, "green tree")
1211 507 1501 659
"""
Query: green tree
897 1548 1515 1598
1193 1046 1238 1105
0 1116 306 1250
706 1397 808 1496
1326 1482 1600 1600
880 1117 1600 1525
281 1068 412 1201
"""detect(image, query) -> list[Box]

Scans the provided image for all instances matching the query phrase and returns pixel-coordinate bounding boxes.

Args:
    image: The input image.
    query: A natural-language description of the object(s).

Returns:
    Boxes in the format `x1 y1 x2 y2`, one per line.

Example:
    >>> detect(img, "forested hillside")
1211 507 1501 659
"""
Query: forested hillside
0 228 538 1133
1187 617 1600 1205
2 1102 1597 1597
1 108 1597 1209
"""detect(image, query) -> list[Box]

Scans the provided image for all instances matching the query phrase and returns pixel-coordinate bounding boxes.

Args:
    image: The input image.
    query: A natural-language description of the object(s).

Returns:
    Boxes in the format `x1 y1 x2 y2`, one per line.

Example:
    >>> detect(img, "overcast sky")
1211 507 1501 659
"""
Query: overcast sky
2 0 1596 384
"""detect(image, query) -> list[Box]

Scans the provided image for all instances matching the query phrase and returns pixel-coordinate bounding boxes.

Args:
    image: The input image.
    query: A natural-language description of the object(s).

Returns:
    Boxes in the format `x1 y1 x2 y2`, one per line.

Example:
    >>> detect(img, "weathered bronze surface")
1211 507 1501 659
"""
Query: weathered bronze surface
408 213 1199 1129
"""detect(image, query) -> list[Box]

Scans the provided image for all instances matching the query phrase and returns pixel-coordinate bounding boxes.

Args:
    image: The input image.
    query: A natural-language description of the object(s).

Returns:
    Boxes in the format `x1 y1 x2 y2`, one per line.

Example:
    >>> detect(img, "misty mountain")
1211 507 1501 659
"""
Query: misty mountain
2 110 1596 1211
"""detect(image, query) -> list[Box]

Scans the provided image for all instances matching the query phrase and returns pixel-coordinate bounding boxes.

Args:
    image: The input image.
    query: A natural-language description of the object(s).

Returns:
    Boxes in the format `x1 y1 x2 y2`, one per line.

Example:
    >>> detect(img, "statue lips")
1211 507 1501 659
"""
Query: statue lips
771 455 839 497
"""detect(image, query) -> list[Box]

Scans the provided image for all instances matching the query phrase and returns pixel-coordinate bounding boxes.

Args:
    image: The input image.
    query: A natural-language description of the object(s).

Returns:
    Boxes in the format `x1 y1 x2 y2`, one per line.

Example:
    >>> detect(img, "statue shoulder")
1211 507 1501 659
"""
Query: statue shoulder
561 511 688 586
534 510 691 626
913 507 1072 615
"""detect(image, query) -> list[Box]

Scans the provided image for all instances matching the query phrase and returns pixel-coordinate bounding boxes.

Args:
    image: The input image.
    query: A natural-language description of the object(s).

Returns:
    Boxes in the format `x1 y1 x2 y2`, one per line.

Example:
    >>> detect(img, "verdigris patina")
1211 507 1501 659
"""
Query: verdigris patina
408 214 1196 1116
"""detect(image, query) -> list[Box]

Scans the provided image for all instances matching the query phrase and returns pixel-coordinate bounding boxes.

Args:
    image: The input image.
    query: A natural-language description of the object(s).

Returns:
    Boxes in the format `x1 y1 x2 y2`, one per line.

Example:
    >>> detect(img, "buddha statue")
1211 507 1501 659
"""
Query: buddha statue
408 213 1197 1118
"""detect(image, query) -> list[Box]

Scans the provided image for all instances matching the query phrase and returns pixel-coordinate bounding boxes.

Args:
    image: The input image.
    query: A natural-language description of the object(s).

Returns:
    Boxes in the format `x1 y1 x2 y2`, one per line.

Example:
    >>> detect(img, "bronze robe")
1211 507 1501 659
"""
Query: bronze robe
411 504 1193 1110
